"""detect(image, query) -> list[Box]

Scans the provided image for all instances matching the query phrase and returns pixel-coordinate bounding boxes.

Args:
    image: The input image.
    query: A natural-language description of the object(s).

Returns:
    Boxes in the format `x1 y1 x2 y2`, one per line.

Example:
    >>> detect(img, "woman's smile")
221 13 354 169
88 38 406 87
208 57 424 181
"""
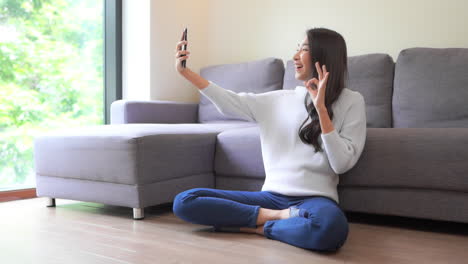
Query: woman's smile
293 36 311 80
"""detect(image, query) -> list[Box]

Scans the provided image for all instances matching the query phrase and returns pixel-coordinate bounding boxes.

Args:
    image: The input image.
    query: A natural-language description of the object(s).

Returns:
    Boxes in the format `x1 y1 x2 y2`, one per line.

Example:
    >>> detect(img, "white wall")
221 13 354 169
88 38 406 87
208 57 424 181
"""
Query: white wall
122 0 151 100
204 0 468 64
150 0 210 102
122 0 468 102
123 0 210 102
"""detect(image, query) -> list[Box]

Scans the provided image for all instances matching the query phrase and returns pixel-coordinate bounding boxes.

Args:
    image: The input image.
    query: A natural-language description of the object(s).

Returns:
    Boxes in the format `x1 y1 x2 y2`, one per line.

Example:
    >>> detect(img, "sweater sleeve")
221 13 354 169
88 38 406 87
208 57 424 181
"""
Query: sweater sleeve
199 80 259 122
320 93 367 174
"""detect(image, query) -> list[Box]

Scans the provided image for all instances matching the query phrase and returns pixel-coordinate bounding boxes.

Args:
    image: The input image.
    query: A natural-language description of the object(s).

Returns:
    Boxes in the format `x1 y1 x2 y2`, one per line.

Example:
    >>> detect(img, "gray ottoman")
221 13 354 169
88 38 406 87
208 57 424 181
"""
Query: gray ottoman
34 122 255 219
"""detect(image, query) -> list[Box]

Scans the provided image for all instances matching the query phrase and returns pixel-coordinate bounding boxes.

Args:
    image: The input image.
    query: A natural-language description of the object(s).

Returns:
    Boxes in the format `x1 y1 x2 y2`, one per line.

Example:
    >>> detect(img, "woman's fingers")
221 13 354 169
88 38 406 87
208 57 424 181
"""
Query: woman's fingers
315 62 329 81
175 40 188 52
315 62 323 79
178 55 189 61
175 30 189 73
175 50 190 58
306 78 316 85
324 72 329 83
306 78 319 90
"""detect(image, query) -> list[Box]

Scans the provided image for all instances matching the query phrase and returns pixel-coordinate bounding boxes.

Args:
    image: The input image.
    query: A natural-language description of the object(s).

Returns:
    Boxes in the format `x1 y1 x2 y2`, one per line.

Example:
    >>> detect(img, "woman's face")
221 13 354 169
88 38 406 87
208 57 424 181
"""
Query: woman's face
293 36 312 82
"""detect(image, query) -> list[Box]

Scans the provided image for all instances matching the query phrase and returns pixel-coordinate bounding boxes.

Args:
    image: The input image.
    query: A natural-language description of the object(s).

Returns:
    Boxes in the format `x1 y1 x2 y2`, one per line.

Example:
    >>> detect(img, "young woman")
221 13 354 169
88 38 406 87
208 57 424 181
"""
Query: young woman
172 27 367 252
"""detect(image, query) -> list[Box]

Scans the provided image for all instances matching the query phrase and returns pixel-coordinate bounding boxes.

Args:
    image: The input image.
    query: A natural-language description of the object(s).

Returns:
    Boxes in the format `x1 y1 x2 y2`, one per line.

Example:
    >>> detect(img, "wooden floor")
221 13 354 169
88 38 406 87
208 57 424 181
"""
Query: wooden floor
1 198 468 264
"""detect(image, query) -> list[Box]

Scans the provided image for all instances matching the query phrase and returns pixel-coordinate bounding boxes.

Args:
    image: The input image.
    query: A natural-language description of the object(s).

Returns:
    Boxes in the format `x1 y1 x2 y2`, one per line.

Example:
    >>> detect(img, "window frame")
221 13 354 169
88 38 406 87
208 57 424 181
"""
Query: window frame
104 0 123 124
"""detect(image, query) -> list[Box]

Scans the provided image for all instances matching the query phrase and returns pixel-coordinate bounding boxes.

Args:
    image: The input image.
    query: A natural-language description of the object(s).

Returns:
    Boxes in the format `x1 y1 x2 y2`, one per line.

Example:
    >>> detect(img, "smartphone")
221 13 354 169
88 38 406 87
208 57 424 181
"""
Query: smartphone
181 27 188 68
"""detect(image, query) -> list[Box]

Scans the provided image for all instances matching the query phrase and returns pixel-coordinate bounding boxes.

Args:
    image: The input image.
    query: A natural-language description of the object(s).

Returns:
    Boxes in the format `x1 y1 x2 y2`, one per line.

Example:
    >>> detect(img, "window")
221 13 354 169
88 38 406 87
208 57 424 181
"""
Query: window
0 0 121 193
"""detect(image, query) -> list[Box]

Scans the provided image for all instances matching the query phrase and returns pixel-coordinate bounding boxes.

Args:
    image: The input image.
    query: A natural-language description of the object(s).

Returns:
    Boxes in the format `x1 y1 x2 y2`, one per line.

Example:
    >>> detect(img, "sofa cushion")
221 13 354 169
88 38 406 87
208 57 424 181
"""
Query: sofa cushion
214 126 265 179
199 57 284 123
393 47 468 128
338 127 468 193
283 54 395 128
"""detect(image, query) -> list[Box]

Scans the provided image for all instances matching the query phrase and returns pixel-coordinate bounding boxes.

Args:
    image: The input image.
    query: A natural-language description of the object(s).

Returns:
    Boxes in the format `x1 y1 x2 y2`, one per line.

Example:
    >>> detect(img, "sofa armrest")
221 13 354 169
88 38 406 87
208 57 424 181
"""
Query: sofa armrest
110 100 199 124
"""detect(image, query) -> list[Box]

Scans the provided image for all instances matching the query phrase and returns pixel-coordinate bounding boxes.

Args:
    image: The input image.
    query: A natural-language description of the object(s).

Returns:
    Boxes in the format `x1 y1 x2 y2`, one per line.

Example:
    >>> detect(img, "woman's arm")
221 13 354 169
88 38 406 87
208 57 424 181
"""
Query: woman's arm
174 33 257 121
181 68 210 90
320 94 367 174
317 106 335 134
176 53 258 121
198 80 259 122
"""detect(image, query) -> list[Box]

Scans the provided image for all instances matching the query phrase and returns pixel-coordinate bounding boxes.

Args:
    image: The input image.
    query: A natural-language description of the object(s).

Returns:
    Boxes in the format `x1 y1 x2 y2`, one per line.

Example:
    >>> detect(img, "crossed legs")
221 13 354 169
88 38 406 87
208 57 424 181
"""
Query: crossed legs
172 187 348 251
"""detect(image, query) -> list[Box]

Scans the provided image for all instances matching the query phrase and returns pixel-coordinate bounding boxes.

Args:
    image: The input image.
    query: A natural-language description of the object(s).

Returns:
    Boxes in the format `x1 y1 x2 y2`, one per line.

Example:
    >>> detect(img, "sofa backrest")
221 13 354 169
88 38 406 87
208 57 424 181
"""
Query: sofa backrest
199 57 284 123
283 54 395 128
393 47 468 128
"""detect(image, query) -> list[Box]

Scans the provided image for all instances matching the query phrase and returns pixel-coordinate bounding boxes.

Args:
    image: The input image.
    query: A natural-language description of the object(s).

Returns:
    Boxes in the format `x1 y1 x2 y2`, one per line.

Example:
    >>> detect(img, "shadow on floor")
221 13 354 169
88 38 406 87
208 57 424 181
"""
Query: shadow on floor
345 211 468 236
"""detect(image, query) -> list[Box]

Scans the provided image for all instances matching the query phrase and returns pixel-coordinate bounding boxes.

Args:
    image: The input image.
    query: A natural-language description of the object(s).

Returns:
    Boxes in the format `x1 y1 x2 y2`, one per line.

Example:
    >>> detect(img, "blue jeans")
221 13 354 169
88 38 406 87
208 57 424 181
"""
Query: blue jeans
172 187 349 252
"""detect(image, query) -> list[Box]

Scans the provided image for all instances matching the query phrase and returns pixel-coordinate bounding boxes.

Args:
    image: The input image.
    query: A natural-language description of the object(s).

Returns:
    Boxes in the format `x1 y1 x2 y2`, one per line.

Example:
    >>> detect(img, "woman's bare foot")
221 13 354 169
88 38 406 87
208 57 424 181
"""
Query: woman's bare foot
256 208 290 225
279 208 291 219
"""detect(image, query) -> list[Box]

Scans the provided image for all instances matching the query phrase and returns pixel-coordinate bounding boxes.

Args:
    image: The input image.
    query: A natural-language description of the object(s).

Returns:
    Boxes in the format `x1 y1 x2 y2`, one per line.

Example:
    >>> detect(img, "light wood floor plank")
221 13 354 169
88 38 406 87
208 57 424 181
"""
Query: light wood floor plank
1 198 467 264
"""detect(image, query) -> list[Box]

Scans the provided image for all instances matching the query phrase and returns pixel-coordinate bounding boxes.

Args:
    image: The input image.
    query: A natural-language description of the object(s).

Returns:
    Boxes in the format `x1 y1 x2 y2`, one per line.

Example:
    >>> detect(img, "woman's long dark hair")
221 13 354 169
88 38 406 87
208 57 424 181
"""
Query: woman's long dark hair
298 28 348 152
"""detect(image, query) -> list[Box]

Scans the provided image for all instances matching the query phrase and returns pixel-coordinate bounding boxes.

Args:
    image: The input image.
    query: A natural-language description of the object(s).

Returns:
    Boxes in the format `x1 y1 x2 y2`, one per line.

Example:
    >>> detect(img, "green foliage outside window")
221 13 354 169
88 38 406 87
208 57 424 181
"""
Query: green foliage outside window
0 0 103 189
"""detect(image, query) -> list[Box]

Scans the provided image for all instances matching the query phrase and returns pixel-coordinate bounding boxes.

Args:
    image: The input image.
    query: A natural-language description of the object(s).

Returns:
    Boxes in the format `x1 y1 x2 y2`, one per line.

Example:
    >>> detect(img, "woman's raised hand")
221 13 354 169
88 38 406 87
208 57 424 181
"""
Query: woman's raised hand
305 61 329 111
174 30 190 74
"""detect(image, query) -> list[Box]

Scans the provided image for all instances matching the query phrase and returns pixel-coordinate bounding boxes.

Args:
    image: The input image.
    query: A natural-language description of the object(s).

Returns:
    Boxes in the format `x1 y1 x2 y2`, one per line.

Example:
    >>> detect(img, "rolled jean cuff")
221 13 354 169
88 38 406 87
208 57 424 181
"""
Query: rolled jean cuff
248 205 261 228
263 220 275 239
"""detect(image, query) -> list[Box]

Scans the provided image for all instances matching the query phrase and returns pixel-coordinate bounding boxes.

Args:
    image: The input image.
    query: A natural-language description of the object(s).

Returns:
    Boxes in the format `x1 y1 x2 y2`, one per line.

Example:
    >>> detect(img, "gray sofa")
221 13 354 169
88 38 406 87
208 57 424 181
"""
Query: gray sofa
34 47 468 222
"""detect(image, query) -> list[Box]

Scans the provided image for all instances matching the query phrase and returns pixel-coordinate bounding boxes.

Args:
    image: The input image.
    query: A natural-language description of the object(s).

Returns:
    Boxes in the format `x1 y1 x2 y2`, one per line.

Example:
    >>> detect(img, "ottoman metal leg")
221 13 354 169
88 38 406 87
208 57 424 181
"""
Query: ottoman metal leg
46 197 56 207
133 208 144 220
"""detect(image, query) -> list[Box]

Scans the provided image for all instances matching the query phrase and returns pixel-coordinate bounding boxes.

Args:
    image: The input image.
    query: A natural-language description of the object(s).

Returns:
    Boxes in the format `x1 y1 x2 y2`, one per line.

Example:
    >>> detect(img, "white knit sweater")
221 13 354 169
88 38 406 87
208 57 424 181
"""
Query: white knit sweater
199 80 367 203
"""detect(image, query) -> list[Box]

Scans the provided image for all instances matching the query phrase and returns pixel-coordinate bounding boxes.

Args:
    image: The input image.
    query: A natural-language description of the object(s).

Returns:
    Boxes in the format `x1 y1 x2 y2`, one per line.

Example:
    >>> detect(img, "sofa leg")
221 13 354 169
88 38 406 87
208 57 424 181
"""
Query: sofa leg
46 197 56 207
133 208 144 220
